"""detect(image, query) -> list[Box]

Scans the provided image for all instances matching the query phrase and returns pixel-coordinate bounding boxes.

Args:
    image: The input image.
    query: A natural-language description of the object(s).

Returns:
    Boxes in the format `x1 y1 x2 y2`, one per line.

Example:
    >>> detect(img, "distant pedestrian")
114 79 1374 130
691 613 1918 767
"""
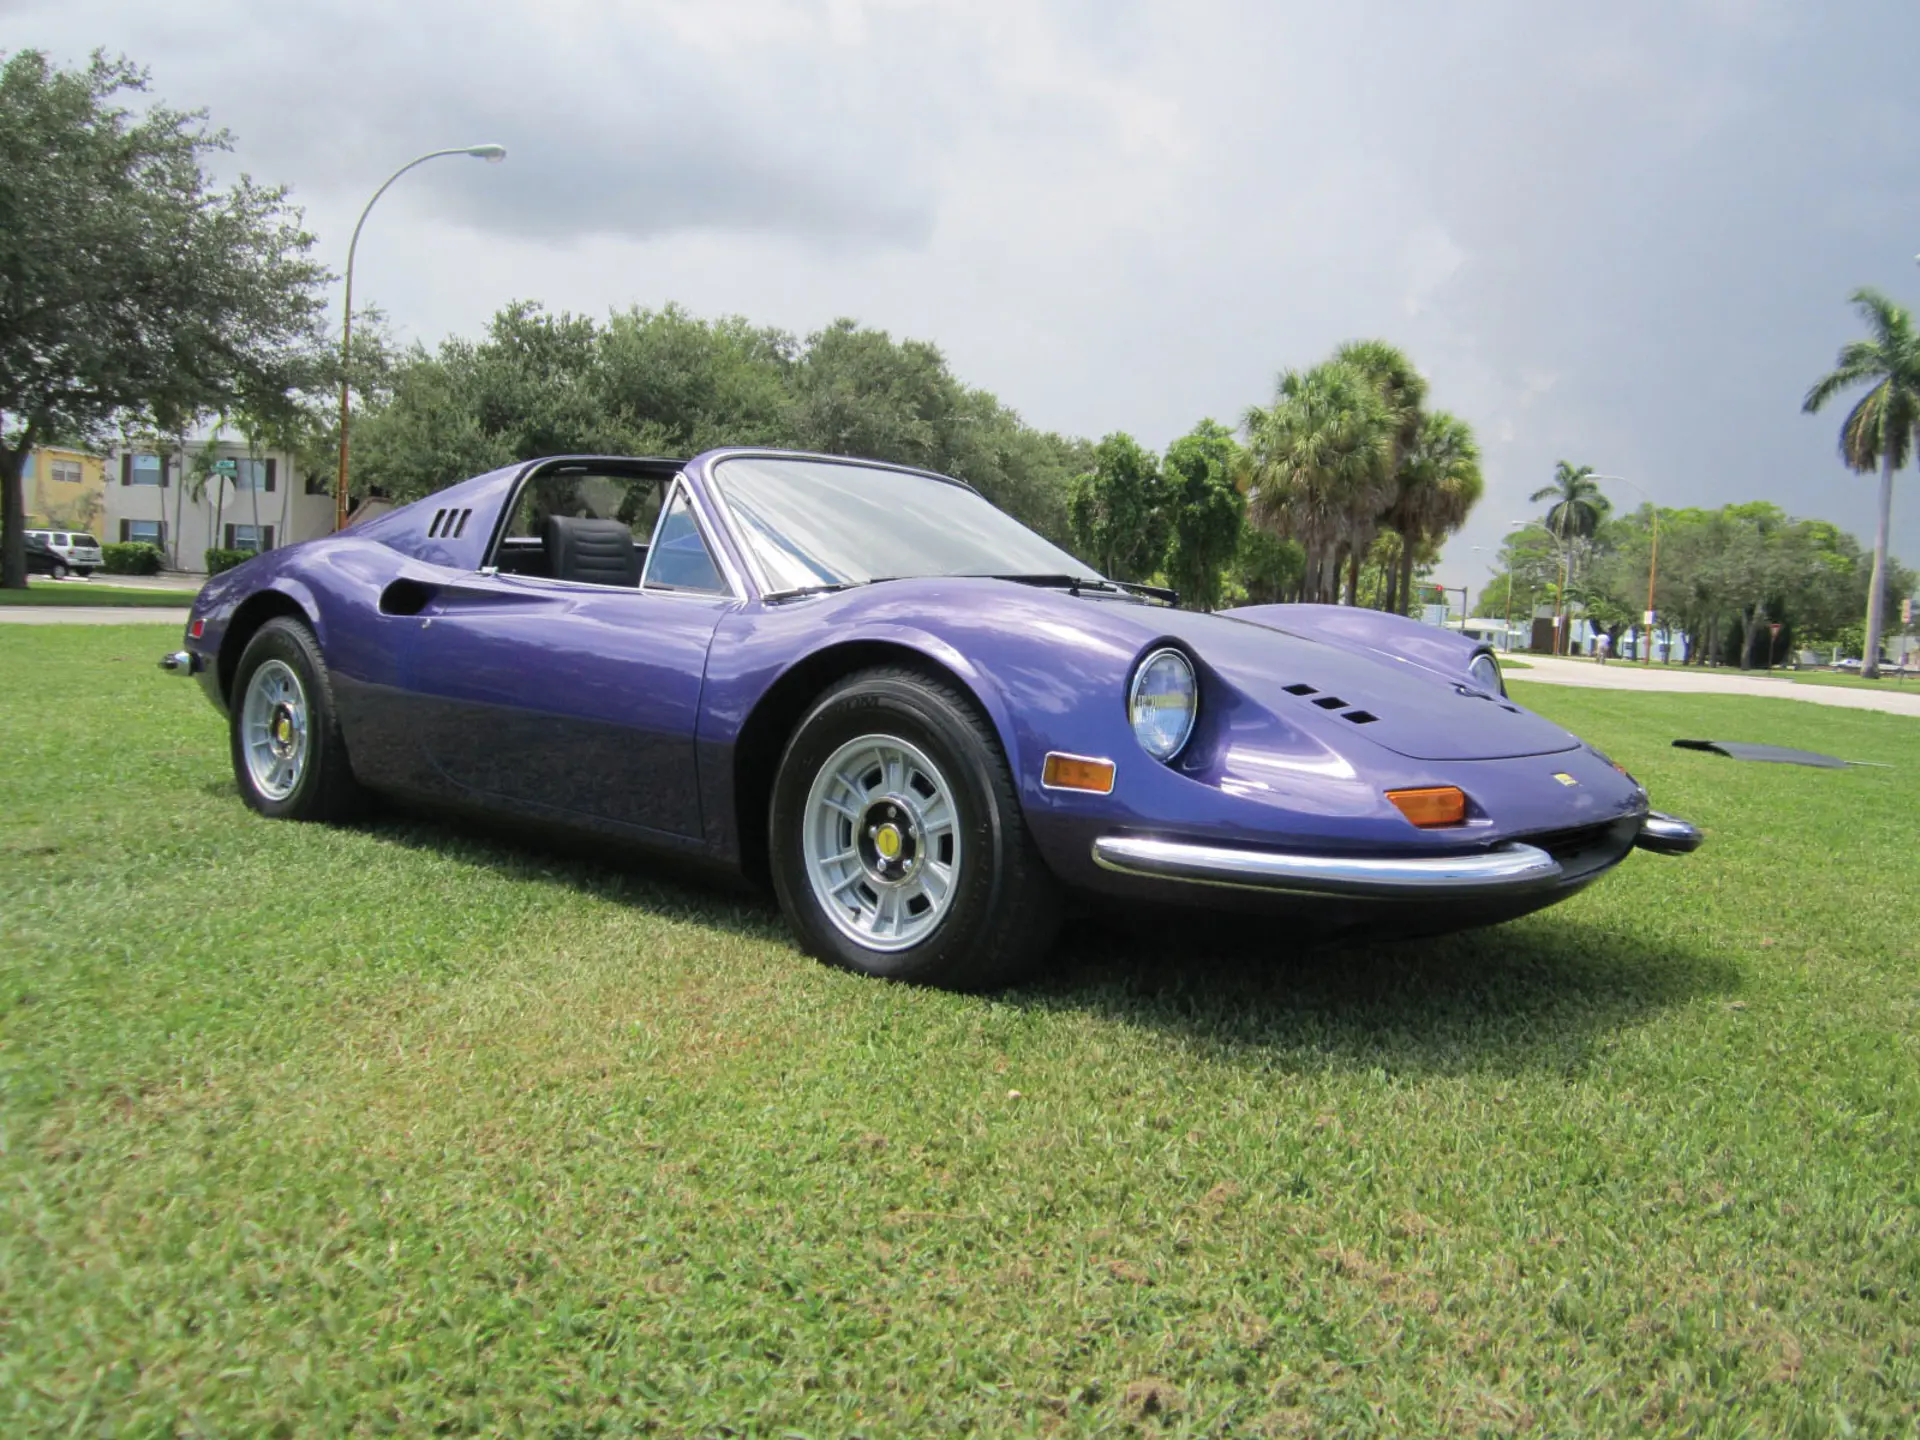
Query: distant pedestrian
1595 631 1611 664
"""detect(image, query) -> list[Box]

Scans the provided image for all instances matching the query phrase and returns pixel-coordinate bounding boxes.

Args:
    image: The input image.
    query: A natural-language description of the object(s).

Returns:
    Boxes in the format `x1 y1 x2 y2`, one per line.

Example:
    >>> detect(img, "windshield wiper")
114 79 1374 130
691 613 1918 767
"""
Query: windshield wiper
969 573 1179 605
968 572 1118 594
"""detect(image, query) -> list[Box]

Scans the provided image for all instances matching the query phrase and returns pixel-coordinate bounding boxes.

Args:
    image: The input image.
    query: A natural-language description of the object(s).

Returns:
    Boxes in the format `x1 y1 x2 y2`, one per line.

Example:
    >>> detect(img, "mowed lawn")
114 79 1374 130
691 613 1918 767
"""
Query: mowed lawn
2 628 1915 1438
0 581 196 608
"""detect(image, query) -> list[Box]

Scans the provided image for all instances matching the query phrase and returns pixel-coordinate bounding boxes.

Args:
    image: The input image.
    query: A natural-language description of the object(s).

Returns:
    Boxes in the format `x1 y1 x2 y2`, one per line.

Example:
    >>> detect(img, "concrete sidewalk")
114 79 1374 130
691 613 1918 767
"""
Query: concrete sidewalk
1509 654 1920 718
0 607 190 626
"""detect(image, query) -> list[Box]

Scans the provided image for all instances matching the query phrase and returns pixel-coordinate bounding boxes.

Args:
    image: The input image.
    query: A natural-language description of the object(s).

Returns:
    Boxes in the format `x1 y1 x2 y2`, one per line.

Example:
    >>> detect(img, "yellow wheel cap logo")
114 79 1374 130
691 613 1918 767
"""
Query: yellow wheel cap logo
875 825 902 860
1552 772 1578 787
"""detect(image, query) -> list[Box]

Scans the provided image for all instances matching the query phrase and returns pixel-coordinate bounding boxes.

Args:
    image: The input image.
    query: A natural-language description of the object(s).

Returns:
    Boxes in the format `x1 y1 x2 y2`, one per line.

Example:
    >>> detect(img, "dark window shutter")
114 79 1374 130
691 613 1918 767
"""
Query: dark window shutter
262 525 275 551
119 519 130 542
223 524 234 550
160 456 169 488
121 454 132 486
159 522 167 547
264 459 277 492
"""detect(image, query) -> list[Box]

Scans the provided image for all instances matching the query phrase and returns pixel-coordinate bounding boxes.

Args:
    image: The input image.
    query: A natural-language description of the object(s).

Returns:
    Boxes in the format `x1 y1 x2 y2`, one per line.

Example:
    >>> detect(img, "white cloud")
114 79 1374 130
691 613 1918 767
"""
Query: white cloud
6 0 1919 584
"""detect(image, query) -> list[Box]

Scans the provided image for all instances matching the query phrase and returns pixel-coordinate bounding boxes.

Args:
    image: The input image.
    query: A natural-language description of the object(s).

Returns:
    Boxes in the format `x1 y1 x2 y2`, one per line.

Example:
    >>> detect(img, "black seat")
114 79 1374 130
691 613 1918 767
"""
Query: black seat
542 515 641 587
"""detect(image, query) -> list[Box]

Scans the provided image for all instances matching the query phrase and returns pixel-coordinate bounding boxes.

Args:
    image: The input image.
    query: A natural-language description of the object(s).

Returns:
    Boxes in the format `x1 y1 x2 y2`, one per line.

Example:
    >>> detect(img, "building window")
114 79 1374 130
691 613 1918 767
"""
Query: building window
124 454 164 486
121 519 166 547
50 459 83 485
232 458 276 491
224 524 274 553
305 470 331 496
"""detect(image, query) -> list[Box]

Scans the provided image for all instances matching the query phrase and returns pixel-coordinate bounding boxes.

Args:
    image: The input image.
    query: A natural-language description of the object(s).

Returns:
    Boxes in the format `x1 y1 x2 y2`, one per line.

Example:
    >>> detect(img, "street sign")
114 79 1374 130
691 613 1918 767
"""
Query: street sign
1769 622 1781 638
1904 597 1913 625
210 458 236 475
1643 609 1656 626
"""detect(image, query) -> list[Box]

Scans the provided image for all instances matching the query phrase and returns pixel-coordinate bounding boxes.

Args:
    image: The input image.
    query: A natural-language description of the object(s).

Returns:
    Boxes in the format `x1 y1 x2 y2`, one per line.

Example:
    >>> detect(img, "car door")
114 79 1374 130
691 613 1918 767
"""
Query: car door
399 482 738 842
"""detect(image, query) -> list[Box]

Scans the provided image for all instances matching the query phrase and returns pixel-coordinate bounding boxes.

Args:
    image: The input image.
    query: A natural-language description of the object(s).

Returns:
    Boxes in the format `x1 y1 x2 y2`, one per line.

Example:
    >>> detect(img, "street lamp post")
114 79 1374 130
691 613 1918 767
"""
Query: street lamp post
1493 521 1531 653
1588 474 1658 663
336 144 506 534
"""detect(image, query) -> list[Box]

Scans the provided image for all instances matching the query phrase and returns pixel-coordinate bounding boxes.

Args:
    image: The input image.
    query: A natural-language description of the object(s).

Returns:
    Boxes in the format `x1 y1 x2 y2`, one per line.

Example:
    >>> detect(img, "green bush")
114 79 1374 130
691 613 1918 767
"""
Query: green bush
204 548 256 575
100 542 163 575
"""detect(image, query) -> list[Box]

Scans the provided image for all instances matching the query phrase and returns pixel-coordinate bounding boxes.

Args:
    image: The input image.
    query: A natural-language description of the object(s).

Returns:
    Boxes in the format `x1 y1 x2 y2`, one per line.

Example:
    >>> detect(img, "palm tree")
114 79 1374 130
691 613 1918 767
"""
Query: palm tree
1803 287 1920 678
1243 361 1394 604
1390 412 1483 614
1334 341 1427 606
1530 462 1606 653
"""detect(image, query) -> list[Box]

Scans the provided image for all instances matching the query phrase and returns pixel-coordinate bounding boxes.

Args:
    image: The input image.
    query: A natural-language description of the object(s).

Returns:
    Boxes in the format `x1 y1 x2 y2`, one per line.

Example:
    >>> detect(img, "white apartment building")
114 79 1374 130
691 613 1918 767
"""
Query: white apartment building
104 439 337 571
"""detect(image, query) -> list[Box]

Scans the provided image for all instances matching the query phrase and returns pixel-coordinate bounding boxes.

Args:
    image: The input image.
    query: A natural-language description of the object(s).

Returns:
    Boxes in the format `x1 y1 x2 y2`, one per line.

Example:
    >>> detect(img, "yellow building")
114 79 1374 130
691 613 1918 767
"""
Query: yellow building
24 446 108 536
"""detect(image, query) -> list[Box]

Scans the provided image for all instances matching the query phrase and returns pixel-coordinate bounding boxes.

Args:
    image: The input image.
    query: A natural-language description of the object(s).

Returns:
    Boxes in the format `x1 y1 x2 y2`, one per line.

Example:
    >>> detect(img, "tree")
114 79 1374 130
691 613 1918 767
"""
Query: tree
1228 524 1305 604
1243 362 1394 604
1803 287 1920 677
0 50 327 587
1160 419 1245 610
1529 462 1607 652
1066 433 1169 581
1388 411 1482 616
1335 341 1428 608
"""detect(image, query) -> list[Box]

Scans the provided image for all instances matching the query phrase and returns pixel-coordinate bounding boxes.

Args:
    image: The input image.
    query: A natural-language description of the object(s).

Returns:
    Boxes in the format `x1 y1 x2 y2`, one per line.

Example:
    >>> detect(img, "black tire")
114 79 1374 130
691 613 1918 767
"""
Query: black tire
50 561 66 579
229 616 365 822
769 666 1060 990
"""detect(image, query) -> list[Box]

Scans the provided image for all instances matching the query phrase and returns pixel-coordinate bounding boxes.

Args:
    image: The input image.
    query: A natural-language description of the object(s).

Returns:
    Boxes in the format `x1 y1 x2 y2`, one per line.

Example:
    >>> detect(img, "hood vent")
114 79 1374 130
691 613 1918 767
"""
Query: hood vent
1283 680 1379 725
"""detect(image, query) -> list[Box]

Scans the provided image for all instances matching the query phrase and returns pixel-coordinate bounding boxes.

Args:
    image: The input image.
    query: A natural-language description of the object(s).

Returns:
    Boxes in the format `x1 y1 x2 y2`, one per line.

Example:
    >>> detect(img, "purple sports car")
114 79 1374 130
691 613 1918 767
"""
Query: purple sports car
163 451 1701 989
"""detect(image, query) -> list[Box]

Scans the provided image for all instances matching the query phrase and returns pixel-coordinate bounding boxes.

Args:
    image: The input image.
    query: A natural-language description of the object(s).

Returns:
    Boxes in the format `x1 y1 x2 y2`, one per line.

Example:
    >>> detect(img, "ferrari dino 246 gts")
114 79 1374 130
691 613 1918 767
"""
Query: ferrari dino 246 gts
164 450 1702 989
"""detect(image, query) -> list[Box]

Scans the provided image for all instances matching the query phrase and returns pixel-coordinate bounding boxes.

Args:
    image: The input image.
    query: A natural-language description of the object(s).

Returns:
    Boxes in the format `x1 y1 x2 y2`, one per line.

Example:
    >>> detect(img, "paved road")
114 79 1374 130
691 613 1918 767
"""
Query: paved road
1510 654 1920 718
0 607 190 626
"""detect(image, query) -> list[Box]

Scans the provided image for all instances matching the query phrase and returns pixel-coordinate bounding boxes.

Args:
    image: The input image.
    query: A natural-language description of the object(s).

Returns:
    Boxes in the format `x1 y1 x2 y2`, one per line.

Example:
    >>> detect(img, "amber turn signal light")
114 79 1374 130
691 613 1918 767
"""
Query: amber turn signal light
1386 786 1468 827
1043 753 1116 794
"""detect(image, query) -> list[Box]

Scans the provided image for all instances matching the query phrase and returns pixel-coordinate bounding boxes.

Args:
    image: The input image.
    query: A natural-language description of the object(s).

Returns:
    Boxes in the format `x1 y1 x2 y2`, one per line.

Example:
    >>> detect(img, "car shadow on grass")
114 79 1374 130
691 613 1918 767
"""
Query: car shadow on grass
1022 908 1743 1076
348 805 1739 1077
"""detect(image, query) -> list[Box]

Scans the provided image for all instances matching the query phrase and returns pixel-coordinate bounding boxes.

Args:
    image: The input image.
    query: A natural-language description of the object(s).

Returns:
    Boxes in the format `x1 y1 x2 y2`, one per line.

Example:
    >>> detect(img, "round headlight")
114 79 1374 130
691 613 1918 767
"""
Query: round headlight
1129 648 1197 761
1468 651 1504 696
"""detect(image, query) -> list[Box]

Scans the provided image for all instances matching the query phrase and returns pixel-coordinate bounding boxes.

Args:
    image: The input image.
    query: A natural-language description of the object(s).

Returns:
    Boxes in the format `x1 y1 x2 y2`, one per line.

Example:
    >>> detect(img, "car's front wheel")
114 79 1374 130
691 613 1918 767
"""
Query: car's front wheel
50 561 67 579
769 667 1058 990
229 617 364 822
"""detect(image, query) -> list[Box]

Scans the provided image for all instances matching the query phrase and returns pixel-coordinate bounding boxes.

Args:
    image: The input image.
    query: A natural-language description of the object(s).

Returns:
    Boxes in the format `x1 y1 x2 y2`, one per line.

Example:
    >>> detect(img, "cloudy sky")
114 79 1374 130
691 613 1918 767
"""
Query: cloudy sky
11 0 1920 588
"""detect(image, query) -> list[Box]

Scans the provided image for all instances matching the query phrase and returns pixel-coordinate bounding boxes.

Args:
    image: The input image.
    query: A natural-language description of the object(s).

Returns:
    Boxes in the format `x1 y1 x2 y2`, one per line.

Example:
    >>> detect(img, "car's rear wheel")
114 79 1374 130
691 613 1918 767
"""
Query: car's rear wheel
230 617 364 822
769 667 1058 990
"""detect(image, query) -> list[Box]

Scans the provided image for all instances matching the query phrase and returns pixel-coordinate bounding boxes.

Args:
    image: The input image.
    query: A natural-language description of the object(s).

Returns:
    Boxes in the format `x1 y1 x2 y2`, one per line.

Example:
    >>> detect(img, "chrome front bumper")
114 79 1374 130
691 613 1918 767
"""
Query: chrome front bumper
1090 811 1702 899
1634 811 1704 855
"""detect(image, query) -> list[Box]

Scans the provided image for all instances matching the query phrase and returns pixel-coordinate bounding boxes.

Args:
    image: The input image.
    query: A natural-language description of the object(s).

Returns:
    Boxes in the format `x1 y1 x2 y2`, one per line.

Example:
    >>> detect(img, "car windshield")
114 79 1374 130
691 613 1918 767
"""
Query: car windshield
712 456 1096 592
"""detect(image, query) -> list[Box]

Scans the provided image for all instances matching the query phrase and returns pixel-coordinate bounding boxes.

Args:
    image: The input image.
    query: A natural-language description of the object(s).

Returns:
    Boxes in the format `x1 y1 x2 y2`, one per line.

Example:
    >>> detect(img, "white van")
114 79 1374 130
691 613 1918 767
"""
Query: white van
24 529 104 577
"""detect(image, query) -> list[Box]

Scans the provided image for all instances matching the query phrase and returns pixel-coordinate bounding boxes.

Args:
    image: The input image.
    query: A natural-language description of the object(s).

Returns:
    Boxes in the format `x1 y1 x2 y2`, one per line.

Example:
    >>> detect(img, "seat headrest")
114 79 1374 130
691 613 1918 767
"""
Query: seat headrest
542 515 641 587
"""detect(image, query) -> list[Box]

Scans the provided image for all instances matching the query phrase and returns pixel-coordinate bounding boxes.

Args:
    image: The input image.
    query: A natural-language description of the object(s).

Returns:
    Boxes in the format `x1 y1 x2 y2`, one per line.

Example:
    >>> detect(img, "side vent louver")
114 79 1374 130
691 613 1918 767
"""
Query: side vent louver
1312 695 1347 710
1344 710 1379 725
426 507 472 540
1282 683 1316 696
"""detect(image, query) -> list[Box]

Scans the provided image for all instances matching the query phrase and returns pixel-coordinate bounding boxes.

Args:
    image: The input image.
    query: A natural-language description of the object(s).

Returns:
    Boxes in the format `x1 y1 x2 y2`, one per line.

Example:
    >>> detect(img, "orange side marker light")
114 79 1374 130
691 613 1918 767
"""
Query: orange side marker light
1386 786 1468 827
1043 753 1117 794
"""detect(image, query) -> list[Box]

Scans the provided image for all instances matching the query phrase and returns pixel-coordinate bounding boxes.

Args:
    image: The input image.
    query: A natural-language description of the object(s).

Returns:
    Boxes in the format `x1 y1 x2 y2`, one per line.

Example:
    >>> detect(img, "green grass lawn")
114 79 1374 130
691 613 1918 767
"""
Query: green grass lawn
3 628 1916 1437
1 580 197 607
1790 670 1918 691
1497 657 1534 670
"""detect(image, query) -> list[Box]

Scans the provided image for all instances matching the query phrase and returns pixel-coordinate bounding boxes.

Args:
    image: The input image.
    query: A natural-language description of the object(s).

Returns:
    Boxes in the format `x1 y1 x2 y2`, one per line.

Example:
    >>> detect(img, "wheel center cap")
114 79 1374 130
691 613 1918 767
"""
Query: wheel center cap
270 703 297 756
859 799 919 881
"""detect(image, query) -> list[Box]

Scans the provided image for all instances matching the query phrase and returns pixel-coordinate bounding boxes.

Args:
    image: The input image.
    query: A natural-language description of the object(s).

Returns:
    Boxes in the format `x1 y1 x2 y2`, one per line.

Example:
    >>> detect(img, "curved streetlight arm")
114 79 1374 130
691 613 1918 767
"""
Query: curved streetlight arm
336 145 506 531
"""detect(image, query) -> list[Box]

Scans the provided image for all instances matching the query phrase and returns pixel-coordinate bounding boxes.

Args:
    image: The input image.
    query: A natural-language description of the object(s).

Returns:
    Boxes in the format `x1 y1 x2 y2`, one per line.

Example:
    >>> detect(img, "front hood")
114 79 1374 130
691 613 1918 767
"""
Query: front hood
1147 607 1576 762
811 580 1577 763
